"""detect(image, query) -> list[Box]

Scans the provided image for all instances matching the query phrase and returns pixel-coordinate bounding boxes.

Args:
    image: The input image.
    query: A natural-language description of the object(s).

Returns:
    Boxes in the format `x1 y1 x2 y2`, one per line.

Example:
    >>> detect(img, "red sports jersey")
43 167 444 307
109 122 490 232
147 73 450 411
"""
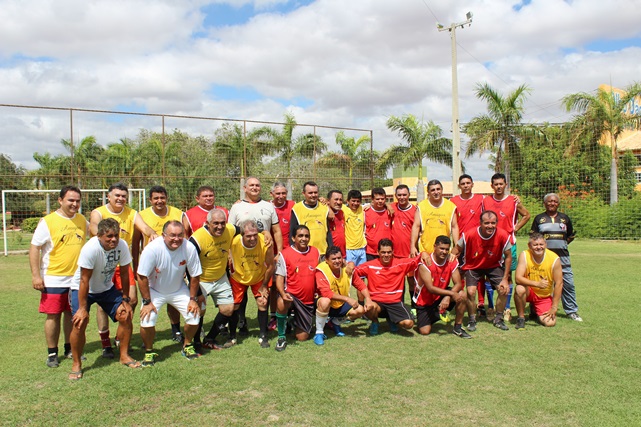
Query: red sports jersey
483 196 517 243
364 208 392 255
450 194 484 234
391 202 416 257
460 227 511 271
354 256 420 303
329 209 346 256
186 205 228 235
414 255 459 306
273 199 295 252
277 245 319 305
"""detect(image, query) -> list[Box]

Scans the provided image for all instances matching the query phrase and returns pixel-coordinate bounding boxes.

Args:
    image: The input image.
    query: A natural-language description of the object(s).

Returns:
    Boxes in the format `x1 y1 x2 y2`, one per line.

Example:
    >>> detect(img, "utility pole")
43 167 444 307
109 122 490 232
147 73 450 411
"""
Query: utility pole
438 12 472 195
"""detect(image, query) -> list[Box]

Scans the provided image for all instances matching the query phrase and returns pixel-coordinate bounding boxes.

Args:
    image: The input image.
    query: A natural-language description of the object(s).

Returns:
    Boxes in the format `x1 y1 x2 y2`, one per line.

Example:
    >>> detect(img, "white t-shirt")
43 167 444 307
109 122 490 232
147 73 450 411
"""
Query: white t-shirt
72 237 132 293
137 237 202 294
228 199 279 232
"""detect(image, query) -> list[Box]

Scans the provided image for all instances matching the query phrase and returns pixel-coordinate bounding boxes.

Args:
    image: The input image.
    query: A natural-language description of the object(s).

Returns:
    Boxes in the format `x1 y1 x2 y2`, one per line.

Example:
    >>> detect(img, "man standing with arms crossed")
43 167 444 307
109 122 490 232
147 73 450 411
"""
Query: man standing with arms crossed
390 184 417 312
364 187 391 261
30 185 87 368
411 180 459 257
342 190 367 266
326 190 346 257
290 181 333 255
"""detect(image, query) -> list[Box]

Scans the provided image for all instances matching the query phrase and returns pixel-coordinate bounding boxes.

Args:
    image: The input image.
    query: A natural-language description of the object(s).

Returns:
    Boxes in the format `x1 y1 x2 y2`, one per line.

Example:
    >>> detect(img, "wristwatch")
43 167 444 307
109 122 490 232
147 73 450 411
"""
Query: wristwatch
142 298 152 305
190 296 198 302
122 296 131 303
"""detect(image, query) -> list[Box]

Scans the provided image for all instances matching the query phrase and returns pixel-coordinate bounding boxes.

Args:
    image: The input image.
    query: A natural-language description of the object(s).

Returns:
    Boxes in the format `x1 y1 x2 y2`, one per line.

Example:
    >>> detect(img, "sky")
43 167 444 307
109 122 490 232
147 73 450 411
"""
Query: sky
1 0 640 182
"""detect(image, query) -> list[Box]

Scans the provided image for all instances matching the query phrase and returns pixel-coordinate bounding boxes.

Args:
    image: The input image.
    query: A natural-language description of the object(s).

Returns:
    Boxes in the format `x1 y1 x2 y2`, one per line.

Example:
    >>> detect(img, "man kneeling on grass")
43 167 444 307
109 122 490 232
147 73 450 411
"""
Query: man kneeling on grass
514 232 563 329
414 235 471 339
69 218 140 380
138 221 203 366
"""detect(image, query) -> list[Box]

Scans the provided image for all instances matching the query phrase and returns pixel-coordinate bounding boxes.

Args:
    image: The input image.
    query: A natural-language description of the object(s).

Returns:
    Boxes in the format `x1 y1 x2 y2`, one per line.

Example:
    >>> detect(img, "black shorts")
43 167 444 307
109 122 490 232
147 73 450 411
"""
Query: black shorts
328 302 352 318
366 253 379 262
374 301 412 323
416 295 456 328
464 267 505 289
291 296 315 334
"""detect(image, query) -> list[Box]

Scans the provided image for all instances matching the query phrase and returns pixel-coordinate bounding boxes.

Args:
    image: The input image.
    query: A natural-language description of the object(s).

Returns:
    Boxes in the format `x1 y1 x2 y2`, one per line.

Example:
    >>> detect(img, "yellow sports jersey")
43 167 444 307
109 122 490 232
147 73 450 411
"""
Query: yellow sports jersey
417 199 456 253
292 202 330 254
191 223 235 282
341 205 366 250
95 205 137 247
316 261 351 309
230 233 268 285
523 249 559 298
139 206 183 246
42 213 87 276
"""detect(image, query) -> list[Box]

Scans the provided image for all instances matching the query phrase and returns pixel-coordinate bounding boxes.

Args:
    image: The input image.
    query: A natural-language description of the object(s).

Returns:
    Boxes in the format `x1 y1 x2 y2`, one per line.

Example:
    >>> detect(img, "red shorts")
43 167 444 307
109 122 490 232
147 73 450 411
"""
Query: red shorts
39 289 71 314
526 288 552 315
113 265 136 291
230 277 266 304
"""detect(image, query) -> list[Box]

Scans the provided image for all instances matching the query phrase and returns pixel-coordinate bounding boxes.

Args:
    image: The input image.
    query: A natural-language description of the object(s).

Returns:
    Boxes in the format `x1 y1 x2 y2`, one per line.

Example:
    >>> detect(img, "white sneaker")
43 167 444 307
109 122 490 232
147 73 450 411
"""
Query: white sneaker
568 313 583 322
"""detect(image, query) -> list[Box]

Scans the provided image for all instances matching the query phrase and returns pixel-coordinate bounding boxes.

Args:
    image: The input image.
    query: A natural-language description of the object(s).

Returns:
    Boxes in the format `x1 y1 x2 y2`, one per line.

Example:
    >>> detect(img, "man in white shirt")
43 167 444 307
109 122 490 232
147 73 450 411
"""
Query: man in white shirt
68 218 140 379
137 221 203 366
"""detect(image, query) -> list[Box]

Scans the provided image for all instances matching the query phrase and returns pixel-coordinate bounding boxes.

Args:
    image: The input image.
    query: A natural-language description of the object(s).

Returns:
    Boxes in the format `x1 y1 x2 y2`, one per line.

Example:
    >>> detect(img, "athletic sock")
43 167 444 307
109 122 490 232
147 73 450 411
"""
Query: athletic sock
486 283 495 309
194 318 204 344
228 310 239 339
505 284 513 310
495 312 504 322
469 315 476 323
276 313 288 339
238 292 249 324
99 330 111 349
257 310 268 336
48 347 58 356
454 323 462 331
171 322 181 335
63 342 71 355
315 309 329 335
206 312 228 341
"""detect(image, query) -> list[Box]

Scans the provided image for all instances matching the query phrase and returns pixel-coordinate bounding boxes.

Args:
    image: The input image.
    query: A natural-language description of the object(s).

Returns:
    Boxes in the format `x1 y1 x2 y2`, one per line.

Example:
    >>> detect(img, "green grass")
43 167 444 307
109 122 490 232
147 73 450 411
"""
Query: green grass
1 230 32 252
1 240 639 426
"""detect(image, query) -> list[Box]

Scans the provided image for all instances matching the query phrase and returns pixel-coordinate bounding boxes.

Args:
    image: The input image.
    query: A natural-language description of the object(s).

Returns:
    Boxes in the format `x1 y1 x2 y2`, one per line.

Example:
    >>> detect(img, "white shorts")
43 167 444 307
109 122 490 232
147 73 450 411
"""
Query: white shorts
140 286 200 327
199 275 234 306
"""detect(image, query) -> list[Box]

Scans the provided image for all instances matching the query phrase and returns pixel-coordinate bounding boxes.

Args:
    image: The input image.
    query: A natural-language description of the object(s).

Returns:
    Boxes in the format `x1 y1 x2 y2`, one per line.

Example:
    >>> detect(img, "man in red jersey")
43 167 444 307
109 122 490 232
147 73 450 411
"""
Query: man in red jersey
414 235 470 338
451 210 512 332
354 239 424 335
185 186 229 237
364 187 392 261
390 184 418 312
327 189 346 257
482 173 530 321
273 225 320 351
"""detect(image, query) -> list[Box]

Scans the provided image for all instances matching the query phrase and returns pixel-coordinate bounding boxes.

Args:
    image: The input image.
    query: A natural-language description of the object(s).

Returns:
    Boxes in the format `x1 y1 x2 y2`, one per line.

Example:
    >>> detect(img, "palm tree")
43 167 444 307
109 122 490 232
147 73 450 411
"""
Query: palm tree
317 131 371 188
378 114 452 201
31 152 64 190
562 82 641 204
60 135 104 187
464 83 531 185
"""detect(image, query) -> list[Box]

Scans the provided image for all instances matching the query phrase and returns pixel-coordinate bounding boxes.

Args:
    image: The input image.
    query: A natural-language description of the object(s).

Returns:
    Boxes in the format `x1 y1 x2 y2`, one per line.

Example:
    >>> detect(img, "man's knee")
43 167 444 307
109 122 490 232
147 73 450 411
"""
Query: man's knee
467 286 477 298
219 304 234 317
418 325 432 335
515 285 527 298
316 297 330 311
399 319 414 329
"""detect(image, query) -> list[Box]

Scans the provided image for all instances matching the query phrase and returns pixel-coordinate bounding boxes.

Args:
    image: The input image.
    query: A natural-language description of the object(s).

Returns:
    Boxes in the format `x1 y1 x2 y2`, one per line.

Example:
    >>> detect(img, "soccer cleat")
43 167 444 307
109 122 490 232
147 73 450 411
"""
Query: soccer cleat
181 344 199 360
493 319 509 331
568 313 583 322
369 322 379 336
222 338 237 349
258 335 270 348
46 354 59 368
452 327 472 339
439 310 452 324
313 334 326 345
486 308 496 322
466 321 477 332
203 339 223 350
172 332 184 343
330 320 345 337
218 323 229 337
516 317 526 330
102 347 115 359
268 317 277 331
503 308 512 322
275 337 288 352
142 352 158 367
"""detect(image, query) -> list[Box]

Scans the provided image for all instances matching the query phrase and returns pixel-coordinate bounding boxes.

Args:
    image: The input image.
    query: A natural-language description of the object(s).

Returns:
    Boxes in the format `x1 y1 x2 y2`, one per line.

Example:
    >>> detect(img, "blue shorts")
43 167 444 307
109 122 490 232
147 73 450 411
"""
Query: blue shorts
328 302 353 318
70 286 123 322
346 248 366 266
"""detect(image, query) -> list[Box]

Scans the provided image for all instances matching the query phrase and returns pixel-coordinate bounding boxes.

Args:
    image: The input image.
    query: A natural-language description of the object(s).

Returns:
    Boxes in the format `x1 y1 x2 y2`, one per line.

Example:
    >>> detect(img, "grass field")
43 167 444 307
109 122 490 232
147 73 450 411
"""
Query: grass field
1 240 639 426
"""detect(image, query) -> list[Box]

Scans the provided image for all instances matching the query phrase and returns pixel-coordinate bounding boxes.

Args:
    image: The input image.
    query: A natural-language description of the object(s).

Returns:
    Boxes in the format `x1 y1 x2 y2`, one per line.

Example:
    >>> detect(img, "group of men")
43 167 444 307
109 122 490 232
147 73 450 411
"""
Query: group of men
29 174 583 379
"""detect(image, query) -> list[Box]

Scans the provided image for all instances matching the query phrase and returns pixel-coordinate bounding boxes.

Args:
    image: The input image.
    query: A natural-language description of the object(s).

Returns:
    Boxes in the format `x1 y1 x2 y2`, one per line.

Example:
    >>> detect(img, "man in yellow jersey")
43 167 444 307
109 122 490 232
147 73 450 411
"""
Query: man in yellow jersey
133 185 189 346
229 219 275 348
30 185 88 368
89 182 156 358
410 179 459 256
514 232 563 328
342 189 366 266
290 181 333 256
189 209 239 350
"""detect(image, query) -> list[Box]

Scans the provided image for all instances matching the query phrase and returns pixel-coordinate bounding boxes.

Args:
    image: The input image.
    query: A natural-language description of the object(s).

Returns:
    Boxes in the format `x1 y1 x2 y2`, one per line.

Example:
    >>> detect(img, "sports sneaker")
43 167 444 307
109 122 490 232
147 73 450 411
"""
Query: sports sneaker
452 327 472 339
268 317 277 331
439 310 452 323
275 337 287 352
172 332 184 343
477 304 486 317
218 323 229 337
568 313 583 322
258 335 270 348
466 320 477 332
313 334 326 345
102 347 115 359
503 308 512 322
46 354 59 368
493 319 509 331
222 338 237 349
369 322 379 336
516 317 526 330
330 320 345 337
238 320 249 337
181 344 199 360
486 308 496 322
142 352 158 367
203 339 223 350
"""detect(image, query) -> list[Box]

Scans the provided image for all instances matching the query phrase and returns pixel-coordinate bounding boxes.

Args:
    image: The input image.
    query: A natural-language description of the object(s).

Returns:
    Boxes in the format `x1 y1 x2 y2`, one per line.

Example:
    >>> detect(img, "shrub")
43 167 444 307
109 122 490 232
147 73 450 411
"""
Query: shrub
21 217 41 233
